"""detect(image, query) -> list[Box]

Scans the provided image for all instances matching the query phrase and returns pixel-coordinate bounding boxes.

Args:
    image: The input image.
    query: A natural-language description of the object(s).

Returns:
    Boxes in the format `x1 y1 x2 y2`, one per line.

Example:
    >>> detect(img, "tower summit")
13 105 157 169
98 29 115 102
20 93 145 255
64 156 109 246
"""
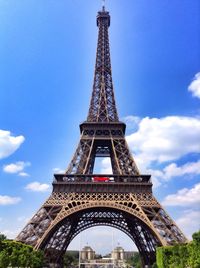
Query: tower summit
16 5 187 267
102 0 106 12
88 4 116 122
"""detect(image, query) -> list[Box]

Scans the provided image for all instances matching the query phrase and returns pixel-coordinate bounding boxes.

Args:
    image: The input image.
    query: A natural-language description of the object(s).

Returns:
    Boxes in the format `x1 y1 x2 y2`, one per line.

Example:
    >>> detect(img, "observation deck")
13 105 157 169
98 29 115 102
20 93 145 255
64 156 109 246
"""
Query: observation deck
53 174 152 194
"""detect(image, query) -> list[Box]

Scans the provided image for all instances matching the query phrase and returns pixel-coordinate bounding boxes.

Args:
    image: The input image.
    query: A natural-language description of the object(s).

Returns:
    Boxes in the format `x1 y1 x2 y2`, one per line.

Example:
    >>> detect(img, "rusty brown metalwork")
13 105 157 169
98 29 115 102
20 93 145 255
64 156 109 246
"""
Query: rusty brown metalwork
87 9 118 123
16 6 187 268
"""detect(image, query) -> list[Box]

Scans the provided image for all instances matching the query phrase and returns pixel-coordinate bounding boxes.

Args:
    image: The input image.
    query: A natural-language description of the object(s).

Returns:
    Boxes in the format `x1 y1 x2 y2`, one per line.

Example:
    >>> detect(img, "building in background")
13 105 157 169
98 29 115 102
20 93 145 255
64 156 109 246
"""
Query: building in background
79 245 137 268
80 246 96 261
111 246 124 260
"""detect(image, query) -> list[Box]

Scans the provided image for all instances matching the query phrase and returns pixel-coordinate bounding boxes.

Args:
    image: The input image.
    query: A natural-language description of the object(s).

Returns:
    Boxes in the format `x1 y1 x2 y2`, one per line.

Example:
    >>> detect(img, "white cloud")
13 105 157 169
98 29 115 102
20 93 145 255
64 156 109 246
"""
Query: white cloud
3 161 30 174
122 115 141 130
53 167 65 174
1 229 20 239
25 182 50 192
145 168 162 188
163 160 200 180
126 116 200 165
143 160 200 185
100 158 112 174
0 130 25 159
0 195 21 205
162 183 200 207
188 72 200 99
17 216 29 224
123 116 200 187
18 172 30 177
176 210 200 240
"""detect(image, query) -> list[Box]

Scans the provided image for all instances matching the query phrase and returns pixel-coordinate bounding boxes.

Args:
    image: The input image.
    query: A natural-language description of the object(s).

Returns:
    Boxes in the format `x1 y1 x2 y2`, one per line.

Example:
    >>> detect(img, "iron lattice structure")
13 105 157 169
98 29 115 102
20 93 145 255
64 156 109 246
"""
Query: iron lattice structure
16 6 187 268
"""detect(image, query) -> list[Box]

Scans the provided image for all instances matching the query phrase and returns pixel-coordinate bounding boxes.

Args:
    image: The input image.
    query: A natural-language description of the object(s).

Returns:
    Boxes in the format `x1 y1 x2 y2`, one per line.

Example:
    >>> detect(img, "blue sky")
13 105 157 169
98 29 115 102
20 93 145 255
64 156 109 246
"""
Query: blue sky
0 0 200 255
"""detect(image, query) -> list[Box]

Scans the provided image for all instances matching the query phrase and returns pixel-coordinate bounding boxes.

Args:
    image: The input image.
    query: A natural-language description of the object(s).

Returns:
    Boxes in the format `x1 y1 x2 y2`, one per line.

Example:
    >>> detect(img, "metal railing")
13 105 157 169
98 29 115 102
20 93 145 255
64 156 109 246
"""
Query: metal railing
53 174 151 184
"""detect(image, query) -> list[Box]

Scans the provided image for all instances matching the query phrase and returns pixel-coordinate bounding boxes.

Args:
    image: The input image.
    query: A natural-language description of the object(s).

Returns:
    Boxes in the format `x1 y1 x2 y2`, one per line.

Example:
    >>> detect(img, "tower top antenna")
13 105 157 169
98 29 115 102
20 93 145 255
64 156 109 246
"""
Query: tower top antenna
102 0 105 11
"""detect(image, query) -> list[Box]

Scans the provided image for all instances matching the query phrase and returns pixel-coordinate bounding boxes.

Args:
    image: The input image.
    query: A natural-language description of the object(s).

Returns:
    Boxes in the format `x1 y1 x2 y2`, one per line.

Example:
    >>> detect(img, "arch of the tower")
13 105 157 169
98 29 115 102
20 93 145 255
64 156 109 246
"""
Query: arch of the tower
37 206 163 267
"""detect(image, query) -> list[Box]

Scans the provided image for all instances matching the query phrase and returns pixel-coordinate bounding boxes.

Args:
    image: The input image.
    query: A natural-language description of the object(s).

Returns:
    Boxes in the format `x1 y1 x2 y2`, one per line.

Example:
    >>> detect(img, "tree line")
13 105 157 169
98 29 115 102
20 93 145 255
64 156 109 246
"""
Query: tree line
0 230 199 268
0 235 44 268
156 230 200 268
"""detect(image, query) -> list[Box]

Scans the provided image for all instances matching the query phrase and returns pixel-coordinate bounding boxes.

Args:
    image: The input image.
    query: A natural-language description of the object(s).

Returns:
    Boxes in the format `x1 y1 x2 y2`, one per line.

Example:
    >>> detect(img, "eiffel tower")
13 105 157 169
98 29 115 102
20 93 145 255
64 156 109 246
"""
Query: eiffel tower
16 4 187 267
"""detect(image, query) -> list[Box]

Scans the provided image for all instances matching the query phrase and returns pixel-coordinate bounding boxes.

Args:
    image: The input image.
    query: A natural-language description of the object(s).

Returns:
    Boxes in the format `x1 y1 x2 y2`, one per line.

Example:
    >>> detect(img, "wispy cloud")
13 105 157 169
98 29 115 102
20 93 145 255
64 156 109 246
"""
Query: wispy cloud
0 195 21 205
3 161 30 175
53 167 65 174
1 229 20 239
122 115 141 131
143 160 200 186
25 182 50 192
0 130 24 159
18 172 30 177
17 216 30 224
188 72 200 99
176 210 200 240
162 160 200 180
162 183 200 207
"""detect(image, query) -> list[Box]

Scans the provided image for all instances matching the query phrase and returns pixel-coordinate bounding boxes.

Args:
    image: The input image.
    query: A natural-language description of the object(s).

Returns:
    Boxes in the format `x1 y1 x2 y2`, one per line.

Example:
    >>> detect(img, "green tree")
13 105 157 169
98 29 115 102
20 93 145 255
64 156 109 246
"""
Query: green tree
189 230 200 268
64 251 78 267
0 250 10 268
30 250 44 268
0 239 44 268
126 252 142 268
0 235 6 242
192 230 200 245
18 246 32 267
10 247 20 267
156 230 200 268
